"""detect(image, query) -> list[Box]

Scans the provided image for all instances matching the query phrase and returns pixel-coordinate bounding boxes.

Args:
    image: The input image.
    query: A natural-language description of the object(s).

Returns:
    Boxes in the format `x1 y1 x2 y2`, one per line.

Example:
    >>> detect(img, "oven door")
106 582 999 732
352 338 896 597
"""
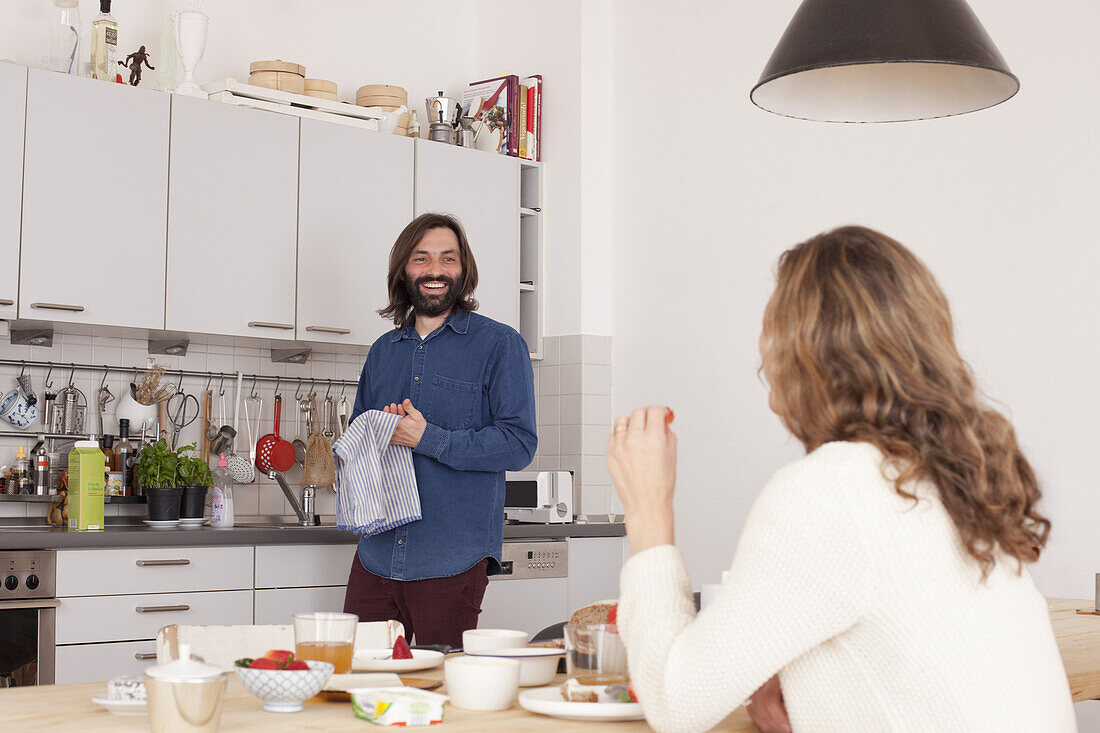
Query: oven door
0 598 59 686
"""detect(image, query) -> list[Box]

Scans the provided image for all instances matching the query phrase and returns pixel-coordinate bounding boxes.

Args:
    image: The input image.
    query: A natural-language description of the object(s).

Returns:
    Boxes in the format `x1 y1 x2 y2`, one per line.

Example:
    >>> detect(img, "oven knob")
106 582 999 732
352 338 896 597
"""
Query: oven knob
4 575 17 591
26 575 39 591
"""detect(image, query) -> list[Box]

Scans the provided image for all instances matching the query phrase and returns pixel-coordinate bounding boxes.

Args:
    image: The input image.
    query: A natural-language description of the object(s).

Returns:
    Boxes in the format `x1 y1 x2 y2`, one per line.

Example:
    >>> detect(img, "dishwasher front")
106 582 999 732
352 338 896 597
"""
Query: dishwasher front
479 539 569 638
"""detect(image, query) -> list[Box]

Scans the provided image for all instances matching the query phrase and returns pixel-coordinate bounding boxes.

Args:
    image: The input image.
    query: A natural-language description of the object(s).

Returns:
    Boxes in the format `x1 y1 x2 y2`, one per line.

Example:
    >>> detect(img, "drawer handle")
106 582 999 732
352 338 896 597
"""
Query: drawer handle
0 298 13 306
135 653 158 660
306 326 352 335
247 321 294 330
136 604 190 613
30 302 85 312
135 559 191 567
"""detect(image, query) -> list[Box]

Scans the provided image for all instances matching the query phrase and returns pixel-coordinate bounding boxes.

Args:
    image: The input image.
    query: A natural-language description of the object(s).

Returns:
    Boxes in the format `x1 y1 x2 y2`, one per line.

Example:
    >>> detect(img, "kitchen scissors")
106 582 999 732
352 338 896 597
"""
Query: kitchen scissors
167 389 200 450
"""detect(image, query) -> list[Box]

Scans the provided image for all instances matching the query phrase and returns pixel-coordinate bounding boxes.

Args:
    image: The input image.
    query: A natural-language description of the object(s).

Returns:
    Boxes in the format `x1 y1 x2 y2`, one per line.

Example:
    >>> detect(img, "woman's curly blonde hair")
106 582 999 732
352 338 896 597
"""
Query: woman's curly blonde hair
762 225 1049 577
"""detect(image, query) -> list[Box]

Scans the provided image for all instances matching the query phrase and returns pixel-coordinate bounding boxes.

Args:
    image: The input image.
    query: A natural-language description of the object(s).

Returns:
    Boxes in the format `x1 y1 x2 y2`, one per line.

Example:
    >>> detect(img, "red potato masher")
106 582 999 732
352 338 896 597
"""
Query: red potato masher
256 395 296 473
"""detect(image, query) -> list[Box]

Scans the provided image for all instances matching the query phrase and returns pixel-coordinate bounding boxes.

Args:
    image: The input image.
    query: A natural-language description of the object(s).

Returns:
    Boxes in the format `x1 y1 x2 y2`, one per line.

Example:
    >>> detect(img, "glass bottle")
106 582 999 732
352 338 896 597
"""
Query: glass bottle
90 0 118 82
48 0 82 75
115 419 135 497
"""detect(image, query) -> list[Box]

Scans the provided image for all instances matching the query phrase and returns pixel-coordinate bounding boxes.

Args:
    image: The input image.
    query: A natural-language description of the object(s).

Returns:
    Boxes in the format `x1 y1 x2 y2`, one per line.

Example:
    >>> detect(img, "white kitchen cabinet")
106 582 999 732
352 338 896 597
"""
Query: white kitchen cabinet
56 545 253 596
19 70 169 328
415 142 520 330
254 587 349 625
254 543 356 588
57 589 254 644
55 640 158 685
0 63 25 320
298 121 413 346
166 96 299 339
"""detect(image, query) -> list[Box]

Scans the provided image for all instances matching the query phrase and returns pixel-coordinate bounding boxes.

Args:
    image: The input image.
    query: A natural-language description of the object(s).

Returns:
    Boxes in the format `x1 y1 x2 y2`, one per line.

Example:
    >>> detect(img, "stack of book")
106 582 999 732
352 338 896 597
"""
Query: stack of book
462 74 542 161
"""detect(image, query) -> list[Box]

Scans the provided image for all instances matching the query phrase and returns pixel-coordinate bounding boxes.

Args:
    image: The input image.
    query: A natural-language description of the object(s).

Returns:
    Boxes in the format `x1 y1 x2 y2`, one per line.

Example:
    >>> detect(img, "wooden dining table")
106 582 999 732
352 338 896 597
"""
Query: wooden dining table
1 598 1097 731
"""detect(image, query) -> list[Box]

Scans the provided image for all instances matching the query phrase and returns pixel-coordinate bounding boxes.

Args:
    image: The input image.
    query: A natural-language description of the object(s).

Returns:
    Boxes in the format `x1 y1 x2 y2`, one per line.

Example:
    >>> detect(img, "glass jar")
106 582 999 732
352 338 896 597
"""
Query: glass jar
48 0 82 75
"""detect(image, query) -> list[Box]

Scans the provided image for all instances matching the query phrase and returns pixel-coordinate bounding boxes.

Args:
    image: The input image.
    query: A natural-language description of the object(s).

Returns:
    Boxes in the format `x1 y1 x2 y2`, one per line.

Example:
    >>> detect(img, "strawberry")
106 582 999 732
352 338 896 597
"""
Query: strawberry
665 408 675 424
628 683 637 703
607 603 618 625
285 660 310 671
249 657 281 670
263 649 295 668
392 635 413 660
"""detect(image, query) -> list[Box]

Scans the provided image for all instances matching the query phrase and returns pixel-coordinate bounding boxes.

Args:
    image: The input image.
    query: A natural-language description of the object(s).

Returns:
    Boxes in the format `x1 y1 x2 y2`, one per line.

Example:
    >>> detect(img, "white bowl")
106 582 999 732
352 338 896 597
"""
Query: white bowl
444 656 519 711
462 628 528 654
235 661 334 713
466 647 564 686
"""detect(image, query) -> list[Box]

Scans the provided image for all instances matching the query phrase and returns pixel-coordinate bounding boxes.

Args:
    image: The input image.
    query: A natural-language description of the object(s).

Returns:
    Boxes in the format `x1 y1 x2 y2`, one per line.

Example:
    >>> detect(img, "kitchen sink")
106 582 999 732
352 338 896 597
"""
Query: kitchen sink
234 521 340 530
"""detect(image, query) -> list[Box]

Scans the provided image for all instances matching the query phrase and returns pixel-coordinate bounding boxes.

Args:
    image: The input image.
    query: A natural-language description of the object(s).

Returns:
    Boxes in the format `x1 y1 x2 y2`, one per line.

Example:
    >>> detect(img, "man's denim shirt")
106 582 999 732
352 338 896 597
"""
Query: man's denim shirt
350 308 537 580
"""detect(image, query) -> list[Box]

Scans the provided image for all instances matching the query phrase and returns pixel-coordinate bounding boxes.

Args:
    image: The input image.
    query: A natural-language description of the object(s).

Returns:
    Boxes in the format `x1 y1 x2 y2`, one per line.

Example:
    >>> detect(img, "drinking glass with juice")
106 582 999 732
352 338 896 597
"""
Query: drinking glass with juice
294 612 358 674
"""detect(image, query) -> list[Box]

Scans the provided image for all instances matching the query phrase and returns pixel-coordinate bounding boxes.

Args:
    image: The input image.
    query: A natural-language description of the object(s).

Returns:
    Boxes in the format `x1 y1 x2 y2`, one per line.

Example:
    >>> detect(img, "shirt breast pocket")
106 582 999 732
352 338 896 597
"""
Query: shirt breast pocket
426 375 479 430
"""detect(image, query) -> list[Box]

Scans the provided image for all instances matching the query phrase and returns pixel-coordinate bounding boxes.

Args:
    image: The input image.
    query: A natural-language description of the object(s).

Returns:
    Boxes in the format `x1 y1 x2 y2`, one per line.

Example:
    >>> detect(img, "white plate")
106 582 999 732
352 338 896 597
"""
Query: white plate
142 520 180 529
352 648 444 673
518 686 644 722
91 694 148 716
178 518 207 527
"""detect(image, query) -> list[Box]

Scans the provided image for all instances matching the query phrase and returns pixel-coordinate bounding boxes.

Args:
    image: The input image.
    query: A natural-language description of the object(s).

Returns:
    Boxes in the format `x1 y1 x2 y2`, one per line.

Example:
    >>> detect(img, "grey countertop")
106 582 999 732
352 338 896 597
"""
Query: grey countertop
0 520 625 550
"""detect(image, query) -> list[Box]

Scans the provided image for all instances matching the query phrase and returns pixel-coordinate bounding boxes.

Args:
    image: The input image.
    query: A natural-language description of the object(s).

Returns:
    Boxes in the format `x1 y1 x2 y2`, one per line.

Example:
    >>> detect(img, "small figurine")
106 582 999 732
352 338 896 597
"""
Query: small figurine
118 45 155 86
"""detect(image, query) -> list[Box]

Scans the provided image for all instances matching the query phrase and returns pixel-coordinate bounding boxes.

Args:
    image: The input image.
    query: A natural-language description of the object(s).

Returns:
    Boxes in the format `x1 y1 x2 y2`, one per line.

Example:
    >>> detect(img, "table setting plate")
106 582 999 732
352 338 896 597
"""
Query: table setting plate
518 686 645 721
352 648 444 673
91 694 148 716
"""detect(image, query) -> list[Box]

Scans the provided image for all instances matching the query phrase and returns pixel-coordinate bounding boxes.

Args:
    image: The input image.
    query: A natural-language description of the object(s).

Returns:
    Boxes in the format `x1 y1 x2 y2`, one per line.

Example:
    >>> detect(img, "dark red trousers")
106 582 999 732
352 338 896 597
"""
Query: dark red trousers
342 553 490 648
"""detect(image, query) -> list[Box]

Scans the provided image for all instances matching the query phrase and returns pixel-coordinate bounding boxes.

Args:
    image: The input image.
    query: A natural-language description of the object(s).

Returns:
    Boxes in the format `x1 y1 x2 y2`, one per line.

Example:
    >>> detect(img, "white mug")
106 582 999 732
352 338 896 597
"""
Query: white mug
444 656 519 711
0 389 38 429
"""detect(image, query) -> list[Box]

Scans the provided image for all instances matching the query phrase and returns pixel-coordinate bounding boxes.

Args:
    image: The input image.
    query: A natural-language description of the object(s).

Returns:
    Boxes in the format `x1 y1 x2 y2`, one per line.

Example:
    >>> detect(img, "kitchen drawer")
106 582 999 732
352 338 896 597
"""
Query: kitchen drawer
254 587 348 625
254 543 356 589
57 589 254 644
55 639 159 685
57 546 253 597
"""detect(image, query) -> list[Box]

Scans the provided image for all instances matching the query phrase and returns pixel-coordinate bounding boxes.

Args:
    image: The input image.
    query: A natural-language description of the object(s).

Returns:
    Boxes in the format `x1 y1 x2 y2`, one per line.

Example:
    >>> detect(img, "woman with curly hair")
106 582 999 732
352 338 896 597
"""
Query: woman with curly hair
608 226 1075 732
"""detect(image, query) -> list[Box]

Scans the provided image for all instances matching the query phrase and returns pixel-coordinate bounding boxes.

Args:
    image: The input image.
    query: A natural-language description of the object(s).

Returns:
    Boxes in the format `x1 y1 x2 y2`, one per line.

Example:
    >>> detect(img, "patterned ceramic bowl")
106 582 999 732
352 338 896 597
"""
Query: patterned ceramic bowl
235 661 334 712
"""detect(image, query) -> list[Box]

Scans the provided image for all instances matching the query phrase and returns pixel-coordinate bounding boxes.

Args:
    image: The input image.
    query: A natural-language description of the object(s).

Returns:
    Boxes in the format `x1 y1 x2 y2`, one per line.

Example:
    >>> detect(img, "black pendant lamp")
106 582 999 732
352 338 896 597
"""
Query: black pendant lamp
751 0 1019 122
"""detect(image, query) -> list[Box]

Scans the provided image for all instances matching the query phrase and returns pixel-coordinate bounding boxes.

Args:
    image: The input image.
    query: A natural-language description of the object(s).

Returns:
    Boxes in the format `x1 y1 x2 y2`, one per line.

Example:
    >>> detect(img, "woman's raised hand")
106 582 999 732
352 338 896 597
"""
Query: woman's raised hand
607 405 677 553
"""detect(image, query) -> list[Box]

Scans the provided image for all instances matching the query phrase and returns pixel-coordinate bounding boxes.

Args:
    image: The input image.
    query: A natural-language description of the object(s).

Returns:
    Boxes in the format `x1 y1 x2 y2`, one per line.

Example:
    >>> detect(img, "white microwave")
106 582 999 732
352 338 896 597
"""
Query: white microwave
504 471 573 524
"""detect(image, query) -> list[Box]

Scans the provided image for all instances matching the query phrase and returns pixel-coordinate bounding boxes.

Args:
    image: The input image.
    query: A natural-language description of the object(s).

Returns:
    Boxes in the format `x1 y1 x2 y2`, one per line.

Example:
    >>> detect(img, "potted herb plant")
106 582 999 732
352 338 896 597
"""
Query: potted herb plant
176 444 213 520
136 438 183 522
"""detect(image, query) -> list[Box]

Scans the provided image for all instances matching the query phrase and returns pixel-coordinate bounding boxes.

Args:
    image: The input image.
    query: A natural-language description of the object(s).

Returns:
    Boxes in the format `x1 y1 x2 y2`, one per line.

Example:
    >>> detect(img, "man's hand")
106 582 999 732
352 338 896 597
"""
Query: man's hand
746 675 791 733
384 399 427 448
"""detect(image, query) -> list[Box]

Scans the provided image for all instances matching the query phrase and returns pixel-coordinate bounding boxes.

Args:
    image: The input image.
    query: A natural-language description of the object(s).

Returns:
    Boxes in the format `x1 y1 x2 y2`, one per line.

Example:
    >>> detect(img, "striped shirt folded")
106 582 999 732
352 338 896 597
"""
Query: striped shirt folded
332 410 421 536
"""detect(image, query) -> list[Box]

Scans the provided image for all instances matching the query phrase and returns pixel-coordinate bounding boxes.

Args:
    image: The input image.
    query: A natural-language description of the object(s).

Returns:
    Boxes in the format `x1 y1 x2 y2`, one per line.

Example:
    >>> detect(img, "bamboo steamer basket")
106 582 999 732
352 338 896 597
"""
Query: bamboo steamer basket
356 84 408 108
304 78 338 101
249 60 306 94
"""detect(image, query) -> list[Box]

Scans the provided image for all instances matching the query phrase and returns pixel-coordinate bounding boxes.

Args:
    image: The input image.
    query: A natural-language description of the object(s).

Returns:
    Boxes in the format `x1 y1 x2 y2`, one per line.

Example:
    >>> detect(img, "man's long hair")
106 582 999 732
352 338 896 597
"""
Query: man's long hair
762 225 1049 578
379 213 479 330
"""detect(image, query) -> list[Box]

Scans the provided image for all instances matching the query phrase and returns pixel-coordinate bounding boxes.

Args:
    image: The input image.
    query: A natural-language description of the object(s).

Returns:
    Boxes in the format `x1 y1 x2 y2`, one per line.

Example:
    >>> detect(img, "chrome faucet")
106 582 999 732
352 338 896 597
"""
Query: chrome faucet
268 470 319 526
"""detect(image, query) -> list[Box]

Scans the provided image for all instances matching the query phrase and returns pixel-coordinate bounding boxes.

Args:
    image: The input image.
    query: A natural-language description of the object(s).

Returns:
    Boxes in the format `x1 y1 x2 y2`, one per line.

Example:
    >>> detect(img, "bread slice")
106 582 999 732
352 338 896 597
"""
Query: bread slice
568 600 617 627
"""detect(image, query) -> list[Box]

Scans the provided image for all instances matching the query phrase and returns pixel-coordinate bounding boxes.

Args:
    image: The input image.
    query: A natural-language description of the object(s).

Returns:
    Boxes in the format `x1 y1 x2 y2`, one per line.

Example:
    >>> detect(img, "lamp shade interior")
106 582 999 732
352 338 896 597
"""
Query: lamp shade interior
751 61 1020 123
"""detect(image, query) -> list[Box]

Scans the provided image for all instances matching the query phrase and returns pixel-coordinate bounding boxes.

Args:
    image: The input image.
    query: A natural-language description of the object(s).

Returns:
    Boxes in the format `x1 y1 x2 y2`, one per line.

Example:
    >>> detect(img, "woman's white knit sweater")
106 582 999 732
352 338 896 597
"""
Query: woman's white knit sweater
617 441 1076 733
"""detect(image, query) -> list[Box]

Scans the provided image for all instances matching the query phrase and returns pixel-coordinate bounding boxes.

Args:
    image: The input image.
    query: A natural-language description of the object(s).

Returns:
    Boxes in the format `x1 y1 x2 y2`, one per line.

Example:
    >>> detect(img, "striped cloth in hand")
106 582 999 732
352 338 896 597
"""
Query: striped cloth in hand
332 410 421 536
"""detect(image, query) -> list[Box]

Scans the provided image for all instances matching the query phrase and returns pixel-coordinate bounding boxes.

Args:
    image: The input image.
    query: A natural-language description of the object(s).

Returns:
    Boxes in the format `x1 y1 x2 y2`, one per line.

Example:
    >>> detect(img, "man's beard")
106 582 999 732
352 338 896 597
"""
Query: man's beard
405 274 461 318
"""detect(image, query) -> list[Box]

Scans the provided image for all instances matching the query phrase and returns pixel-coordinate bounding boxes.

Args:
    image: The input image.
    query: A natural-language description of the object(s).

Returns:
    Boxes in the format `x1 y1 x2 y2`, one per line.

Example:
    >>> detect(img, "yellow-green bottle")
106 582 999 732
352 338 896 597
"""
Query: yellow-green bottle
68 437 105 531
89 0 118 81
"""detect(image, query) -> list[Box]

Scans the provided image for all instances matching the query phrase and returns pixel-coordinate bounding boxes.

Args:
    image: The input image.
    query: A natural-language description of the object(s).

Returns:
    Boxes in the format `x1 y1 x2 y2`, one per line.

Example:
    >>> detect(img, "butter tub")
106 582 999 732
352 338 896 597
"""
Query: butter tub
350 687 449 727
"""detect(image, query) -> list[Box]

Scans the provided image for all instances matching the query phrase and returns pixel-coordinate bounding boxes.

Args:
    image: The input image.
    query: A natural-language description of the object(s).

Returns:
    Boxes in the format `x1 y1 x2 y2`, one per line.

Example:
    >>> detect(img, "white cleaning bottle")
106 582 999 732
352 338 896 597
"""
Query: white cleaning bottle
210 453 235 528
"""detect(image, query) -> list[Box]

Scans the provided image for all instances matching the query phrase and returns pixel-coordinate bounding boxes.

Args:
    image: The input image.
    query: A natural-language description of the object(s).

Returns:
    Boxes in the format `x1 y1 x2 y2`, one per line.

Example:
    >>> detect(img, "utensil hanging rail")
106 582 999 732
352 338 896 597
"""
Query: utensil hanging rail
0 359 357 388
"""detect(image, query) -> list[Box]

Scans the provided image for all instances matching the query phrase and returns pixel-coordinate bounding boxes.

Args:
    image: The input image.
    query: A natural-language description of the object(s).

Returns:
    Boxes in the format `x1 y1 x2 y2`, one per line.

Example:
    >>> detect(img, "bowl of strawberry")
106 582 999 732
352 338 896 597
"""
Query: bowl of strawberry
234 650 334 712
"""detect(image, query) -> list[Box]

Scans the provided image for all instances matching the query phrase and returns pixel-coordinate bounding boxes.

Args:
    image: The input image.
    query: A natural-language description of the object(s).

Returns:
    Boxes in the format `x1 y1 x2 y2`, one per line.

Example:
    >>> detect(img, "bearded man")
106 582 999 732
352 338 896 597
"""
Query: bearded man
342 213 537 647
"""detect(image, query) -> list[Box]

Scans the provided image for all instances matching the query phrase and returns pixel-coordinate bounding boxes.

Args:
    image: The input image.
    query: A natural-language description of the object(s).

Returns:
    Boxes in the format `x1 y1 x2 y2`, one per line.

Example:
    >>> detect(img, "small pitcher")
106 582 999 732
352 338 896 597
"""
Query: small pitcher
145 644 227 733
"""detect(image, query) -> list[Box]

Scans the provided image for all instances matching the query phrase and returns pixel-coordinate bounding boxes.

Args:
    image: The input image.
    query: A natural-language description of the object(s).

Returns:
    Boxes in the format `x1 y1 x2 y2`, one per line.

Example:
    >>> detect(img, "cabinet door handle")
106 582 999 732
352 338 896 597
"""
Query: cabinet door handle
135 559 191 567
306 326 351 335
135 604 190 613
247 321 294 330
30 302 85 312
135 653 158 660
0 299 13 306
